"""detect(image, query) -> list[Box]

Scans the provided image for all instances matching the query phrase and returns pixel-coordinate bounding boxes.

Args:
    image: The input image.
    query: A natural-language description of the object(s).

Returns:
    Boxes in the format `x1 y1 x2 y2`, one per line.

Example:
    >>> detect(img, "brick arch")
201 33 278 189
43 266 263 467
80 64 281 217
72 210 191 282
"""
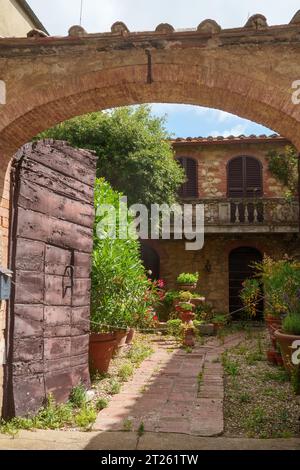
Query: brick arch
1 61 300 165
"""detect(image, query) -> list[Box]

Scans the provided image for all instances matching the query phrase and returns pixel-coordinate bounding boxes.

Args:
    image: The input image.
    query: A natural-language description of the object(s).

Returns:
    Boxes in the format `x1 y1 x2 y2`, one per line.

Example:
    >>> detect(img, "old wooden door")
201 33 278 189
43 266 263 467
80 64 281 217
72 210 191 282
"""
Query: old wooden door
4 140 97 417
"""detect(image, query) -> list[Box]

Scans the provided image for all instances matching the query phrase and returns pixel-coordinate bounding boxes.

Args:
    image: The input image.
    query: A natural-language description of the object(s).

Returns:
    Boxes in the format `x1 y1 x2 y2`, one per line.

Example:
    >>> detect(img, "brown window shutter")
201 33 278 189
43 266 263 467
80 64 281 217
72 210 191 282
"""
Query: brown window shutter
228 156 244 197
245 157 262 197
228 156 262 198
177 157 198 198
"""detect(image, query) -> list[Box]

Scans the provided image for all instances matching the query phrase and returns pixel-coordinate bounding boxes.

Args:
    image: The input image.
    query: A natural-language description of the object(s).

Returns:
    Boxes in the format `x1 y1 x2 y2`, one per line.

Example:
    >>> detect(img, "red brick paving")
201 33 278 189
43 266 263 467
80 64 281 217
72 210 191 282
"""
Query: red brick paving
93 333 244 436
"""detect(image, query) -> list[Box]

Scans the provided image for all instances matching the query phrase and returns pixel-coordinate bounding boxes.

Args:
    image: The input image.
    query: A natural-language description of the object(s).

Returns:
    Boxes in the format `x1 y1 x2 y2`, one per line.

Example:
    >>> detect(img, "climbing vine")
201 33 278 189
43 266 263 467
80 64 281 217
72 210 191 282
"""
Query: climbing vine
266 145 298 199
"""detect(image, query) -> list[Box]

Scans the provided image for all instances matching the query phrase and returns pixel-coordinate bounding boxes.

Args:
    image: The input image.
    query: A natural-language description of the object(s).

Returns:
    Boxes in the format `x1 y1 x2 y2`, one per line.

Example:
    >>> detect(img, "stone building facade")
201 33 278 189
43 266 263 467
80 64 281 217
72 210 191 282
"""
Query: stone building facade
0 0 47 38
143 135 299 315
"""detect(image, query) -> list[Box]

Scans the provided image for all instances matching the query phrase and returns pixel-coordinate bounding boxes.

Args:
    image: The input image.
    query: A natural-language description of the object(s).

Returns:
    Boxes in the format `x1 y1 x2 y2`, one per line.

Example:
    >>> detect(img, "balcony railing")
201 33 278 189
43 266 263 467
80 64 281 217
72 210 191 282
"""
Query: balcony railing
179 198 299 233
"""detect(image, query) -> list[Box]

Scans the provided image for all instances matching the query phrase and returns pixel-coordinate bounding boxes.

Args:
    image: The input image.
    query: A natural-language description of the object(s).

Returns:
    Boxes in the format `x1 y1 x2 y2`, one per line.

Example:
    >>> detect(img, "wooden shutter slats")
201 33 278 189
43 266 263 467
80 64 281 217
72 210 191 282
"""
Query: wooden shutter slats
177 157 198 198
228 156 262 198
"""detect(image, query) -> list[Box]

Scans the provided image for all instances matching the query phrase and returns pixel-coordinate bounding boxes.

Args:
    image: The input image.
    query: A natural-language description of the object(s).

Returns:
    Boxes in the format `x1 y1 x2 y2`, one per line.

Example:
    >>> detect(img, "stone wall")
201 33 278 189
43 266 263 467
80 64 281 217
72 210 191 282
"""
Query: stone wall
173 139 289 198
157 234 292 313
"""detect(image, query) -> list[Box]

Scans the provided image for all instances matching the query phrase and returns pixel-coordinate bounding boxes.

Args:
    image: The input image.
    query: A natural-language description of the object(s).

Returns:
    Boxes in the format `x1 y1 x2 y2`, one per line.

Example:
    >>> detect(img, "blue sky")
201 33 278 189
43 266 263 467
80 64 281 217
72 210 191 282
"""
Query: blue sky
27 0 300 137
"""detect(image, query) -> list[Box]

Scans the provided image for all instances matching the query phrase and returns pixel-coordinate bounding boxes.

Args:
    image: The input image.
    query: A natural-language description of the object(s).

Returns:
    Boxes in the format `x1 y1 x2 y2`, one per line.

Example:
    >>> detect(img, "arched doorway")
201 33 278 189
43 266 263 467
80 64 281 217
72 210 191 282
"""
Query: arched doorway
140 241 160 280
228 246 263 318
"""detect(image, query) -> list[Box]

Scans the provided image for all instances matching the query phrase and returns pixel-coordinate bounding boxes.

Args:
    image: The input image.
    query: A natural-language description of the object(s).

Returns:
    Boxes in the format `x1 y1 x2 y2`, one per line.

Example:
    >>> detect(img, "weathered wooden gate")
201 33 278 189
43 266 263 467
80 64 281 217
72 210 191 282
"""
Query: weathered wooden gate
4 140 96 417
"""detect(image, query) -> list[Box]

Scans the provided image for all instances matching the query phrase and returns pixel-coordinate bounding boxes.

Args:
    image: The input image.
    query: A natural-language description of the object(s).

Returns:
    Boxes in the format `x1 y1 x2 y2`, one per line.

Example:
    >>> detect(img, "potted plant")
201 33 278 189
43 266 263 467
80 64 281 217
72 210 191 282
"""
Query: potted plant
212 314 228 333
275 313 300 375
89 329 117 374
176 301 195 322
90 179 155 369
176 272 199 291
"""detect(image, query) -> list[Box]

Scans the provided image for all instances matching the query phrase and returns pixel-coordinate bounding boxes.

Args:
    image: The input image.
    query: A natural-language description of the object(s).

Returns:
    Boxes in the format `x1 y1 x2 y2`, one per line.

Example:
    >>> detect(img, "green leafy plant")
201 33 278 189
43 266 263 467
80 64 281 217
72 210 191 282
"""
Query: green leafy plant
177 272 199 285
178 302 194 311
39 106 185 208
163 290 179 307
137 422 145 437
240 278 261 317
69 383 86 408
282 313 300 335
266 145 298 199
107 379 121 395
178 291 193 302
95 398 109 411
118 362 134 381
123 418 133 432
91 179 157 332
166 319 182 337
212 314 228 325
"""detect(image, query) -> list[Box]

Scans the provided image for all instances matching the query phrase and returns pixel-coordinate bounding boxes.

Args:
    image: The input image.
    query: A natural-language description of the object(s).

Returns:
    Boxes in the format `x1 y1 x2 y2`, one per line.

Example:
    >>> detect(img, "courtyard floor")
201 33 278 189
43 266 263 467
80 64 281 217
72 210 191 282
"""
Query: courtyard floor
1 329 300 450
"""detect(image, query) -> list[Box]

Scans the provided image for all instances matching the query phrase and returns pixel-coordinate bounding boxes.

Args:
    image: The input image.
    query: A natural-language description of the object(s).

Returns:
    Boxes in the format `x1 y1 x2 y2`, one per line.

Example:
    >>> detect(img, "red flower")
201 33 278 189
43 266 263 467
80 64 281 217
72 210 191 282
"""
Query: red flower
153 315 158 322
157 279 165 288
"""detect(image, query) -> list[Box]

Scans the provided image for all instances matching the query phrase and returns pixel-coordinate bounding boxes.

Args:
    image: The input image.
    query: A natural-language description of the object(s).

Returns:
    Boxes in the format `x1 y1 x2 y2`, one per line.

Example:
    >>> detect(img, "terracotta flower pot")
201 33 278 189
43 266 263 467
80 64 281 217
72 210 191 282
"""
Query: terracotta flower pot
177 283 197 292
266 349 277 365
126 328 135 345
274 329 300 374
190 297 205 307
275 351 284 367
179 311 195 323
265 315 282 349
89 332 116 374
113 329 129 355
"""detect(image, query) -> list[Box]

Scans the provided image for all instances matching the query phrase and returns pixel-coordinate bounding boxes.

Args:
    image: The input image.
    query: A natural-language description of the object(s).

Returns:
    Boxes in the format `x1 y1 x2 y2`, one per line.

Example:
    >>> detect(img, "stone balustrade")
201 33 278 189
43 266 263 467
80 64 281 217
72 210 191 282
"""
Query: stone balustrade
177 198 299 233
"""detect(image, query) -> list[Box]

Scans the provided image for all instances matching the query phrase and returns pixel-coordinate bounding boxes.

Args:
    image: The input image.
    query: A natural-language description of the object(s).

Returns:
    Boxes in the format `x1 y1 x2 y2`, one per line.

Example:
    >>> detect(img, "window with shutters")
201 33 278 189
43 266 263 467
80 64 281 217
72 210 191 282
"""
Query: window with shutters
227 156 263 198
177 157 198 198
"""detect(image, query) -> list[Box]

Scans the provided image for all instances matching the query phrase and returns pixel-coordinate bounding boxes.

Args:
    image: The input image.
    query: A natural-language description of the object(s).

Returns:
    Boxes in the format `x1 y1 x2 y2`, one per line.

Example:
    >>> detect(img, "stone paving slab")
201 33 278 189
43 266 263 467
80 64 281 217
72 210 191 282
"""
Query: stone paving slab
93 333 245 436
1 430 299 450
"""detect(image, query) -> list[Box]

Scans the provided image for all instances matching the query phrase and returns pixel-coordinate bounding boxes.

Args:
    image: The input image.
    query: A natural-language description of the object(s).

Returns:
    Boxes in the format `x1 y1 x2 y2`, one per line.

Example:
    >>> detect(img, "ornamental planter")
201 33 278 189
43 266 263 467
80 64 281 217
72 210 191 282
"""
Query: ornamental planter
190 297 205 307
177 283 197 292
198 323 215 336
274 329 300 374
89 332 116 373
126 328 135 345
178 309 196 347
113 329 129 356
267 349 277 365
265 315 282 349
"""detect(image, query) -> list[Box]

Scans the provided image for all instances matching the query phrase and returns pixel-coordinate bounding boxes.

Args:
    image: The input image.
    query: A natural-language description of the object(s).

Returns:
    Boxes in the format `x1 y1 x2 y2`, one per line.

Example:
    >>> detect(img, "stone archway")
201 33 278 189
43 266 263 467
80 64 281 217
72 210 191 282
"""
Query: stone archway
1 13 300 413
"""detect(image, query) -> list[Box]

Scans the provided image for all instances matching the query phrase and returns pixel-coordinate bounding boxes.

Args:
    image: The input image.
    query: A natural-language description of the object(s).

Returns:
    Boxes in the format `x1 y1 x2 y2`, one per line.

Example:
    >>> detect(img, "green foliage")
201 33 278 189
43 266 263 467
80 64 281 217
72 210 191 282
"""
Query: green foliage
163 290 179 307
177 272 199 284
240 278 261 317
242 256 300 316
212 314 228 325
222 353 239 376
95 398 109 411
69 383 86 408
178 301 194 311
266 145 298 198
137 422 145 437
166 319 182 337
126 339 153 366
118 362 134 381
244 406 268 437
282 313 300 335
38 106 185 207
74 405 97 429
0 394 97 436
123 418 133 431
262 369 289 383
91 178 157 331
106 379 121 395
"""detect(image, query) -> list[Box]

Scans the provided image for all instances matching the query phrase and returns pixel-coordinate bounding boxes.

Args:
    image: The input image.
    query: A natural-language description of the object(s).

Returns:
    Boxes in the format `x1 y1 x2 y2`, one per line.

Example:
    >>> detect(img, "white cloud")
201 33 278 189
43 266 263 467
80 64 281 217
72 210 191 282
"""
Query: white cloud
211 123 248 137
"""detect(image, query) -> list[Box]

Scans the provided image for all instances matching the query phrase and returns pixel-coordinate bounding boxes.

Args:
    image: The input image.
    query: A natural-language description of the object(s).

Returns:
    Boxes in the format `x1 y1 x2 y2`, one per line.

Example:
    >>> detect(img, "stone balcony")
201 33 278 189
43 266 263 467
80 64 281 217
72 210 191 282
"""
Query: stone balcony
180 198 299 233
